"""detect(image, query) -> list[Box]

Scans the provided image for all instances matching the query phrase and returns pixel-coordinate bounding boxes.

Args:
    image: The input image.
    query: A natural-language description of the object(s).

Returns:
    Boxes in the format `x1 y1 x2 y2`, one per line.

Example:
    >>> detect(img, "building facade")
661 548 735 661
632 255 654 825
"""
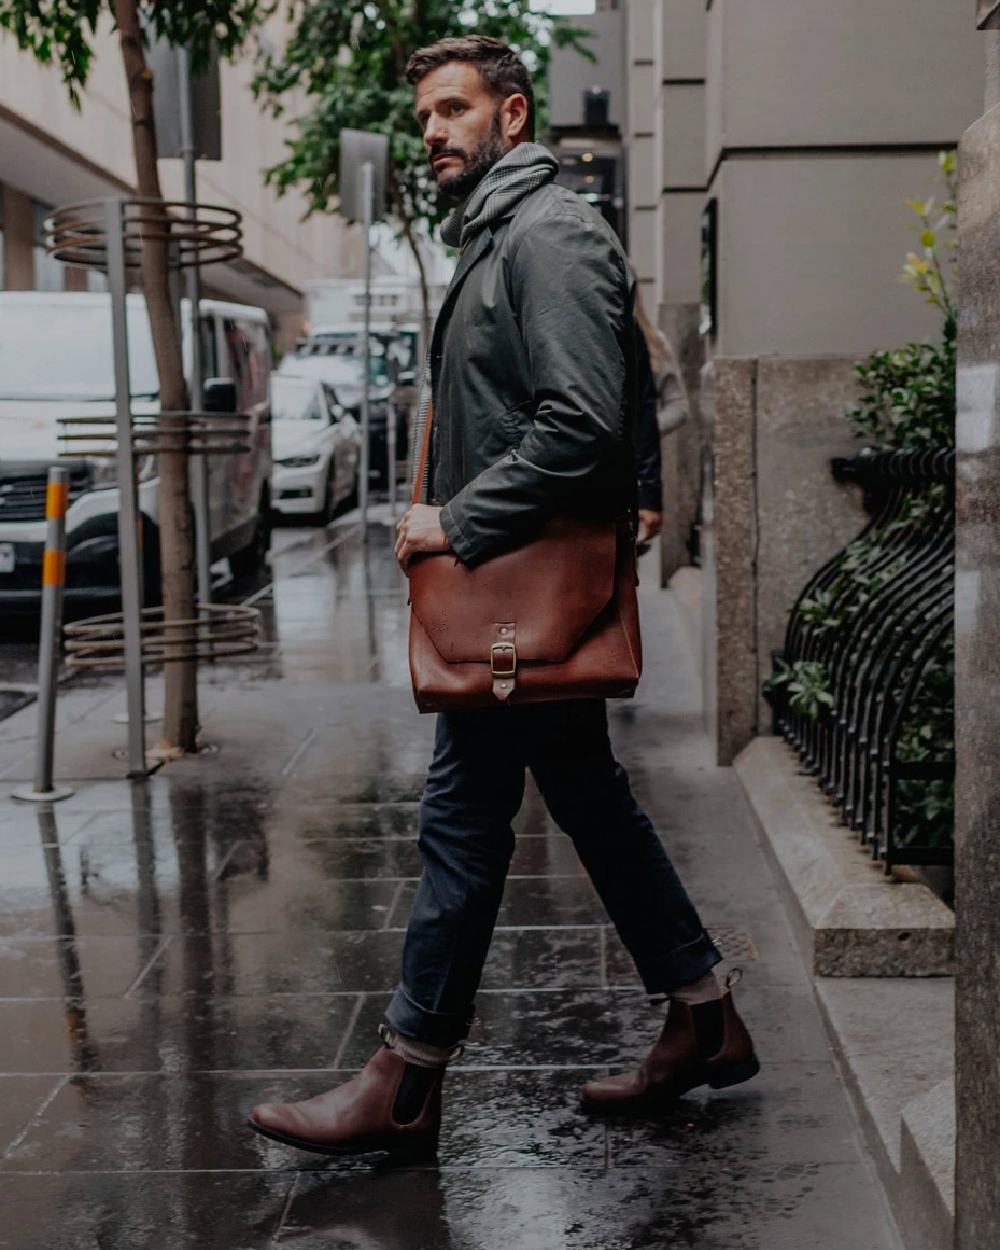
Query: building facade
0 16 361 347
623 3 1000 1246
625 0 982 763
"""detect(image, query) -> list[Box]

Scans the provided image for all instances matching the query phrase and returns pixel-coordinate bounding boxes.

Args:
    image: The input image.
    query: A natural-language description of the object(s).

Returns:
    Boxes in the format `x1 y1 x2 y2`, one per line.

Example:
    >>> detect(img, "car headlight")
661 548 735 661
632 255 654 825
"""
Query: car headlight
87 455 156 488
277 454 321 468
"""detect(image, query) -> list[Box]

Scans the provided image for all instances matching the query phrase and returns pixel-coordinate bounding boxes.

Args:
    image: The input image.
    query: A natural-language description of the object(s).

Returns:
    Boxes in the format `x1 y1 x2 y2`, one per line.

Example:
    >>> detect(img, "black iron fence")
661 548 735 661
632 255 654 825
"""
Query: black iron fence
766 448 954 871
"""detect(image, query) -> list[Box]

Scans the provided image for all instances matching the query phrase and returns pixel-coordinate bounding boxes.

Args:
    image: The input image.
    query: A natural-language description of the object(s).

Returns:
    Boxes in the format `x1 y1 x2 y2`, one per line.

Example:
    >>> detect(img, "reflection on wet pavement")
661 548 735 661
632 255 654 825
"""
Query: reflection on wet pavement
0 520 898 1249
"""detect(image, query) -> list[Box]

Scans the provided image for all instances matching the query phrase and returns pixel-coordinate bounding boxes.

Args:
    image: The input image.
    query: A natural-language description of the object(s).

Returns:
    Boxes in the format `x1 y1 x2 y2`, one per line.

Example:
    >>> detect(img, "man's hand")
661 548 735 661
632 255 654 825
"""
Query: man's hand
637 509 663 544
395 504 451 571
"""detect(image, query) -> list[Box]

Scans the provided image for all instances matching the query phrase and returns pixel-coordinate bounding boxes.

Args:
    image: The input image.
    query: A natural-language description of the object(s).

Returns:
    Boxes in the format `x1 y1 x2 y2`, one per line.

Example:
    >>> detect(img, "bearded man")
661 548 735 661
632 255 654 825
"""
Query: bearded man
249 35 758 1158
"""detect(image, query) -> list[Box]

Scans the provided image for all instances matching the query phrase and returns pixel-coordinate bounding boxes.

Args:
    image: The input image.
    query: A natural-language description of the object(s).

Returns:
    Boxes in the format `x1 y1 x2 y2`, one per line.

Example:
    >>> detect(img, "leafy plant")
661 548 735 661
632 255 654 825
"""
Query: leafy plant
845 150 957 452
893 638 954 848
901 150 958 332
846 336 955 450
764 659 834 719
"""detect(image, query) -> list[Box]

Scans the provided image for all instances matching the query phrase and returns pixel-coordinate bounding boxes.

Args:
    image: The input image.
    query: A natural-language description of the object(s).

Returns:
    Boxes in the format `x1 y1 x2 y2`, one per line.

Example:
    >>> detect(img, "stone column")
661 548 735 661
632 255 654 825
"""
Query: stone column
1 185 35 290
955 81 1000 1250
701 355 865 762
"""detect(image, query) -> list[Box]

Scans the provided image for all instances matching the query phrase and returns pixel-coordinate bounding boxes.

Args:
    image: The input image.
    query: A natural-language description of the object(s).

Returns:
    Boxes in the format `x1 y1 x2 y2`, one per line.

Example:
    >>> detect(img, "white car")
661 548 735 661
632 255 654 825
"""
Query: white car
276 352 398 486
271 374 361 524
0 292 273 613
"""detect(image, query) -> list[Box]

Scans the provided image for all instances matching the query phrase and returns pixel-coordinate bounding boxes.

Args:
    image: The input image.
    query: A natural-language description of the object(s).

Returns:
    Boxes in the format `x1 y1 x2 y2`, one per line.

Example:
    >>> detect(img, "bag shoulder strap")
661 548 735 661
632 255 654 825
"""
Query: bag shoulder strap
412 399 434 505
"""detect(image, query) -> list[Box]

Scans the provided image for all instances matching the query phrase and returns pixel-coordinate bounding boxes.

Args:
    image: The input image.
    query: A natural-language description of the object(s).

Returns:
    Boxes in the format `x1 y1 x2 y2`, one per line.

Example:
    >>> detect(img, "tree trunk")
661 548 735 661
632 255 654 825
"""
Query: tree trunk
114 0 199 755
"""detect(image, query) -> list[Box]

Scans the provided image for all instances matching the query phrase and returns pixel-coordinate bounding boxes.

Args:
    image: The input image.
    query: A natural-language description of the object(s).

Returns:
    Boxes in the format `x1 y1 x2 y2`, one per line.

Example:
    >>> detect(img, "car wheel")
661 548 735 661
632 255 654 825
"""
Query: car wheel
230 496 272 580
314 461 336 527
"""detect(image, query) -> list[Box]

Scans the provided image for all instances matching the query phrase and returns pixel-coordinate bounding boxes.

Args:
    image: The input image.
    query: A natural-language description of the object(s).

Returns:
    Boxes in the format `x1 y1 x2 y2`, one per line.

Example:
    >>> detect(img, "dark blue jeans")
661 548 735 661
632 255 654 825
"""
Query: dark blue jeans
384 699 721 1047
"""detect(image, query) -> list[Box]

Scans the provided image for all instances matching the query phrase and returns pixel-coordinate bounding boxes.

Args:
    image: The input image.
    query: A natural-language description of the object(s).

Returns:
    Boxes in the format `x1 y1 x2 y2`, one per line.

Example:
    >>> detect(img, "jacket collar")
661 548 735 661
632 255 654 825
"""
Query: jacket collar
432 227 494 352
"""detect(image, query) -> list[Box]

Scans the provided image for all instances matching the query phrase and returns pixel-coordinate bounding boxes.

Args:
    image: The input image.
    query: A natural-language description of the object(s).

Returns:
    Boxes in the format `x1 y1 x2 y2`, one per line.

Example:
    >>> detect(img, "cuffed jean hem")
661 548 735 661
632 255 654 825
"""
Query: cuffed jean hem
638 929 723 998
383 985 474 1049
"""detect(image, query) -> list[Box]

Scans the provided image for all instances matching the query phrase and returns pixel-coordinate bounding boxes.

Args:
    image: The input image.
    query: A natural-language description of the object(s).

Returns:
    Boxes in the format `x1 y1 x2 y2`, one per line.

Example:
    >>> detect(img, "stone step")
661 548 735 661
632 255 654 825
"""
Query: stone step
816 979 954 1250
734 735 955 976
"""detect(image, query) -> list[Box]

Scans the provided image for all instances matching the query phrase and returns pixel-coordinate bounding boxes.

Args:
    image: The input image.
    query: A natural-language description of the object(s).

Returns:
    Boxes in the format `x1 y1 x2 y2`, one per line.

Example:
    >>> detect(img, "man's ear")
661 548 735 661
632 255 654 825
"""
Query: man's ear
500 92 530 143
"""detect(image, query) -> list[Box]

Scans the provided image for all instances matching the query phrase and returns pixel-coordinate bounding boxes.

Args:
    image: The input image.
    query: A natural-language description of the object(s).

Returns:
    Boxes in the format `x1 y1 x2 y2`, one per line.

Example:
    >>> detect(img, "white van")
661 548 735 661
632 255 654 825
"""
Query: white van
0 292 273 612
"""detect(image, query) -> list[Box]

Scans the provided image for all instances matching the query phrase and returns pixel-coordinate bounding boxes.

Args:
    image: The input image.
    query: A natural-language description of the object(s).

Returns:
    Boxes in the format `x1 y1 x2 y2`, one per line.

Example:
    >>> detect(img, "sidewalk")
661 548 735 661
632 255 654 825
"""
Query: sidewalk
0 517 901 1250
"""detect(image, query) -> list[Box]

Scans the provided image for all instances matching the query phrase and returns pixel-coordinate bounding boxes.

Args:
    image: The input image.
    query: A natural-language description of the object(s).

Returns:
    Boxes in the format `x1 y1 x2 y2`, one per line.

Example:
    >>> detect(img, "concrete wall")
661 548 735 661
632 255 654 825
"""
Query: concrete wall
0 14 347 312
705 0 982 359
0 184 33 291
955 29 1000 1245
702 356 865 762
706 0 982 163
549 9 627 132
712 153 948 358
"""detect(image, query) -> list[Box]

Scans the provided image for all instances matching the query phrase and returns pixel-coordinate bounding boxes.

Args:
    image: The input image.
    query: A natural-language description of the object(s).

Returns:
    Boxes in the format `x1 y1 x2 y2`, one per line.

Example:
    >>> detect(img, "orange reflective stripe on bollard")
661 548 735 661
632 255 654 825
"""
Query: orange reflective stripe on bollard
42 549 66 586
46 481 69 519
12 465 74 803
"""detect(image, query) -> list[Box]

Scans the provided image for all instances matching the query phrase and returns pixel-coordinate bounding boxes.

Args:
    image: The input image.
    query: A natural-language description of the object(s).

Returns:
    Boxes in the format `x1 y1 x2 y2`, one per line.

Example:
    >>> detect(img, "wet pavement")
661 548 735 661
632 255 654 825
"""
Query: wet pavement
0 515 901 1249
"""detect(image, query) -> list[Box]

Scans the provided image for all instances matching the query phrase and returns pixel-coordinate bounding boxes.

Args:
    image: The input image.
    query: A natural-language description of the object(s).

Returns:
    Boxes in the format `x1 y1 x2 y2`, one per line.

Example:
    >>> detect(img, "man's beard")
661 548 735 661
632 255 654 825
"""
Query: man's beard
432 112 507 201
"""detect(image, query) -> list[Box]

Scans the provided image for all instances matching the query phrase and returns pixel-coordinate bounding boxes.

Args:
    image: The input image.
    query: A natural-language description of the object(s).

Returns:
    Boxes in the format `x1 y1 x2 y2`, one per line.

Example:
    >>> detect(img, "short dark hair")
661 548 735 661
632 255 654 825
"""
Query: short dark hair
405 36 535 141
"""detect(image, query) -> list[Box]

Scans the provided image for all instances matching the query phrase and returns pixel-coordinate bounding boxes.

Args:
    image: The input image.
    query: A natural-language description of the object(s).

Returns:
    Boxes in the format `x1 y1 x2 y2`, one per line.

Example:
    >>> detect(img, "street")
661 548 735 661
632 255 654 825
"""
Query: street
0 521 350 726
0 515 900 1250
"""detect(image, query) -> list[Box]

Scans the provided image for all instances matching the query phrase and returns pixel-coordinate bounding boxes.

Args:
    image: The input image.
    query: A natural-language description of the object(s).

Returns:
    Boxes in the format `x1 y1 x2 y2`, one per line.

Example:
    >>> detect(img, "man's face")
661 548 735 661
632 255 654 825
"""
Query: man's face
414 62 512 200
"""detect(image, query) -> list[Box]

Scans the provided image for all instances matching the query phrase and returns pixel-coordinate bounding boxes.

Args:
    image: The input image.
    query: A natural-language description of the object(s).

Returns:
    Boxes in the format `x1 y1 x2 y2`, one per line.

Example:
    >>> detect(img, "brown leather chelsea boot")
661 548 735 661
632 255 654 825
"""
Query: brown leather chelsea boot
581 983 760 1112
248 1045 442 1157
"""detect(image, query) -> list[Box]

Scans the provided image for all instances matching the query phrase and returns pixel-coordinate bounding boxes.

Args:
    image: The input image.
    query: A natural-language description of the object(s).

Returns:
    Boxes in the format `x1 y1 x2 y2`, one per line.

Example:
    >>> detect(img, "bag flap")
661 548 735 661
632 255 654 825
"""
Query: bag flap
409 517 617 664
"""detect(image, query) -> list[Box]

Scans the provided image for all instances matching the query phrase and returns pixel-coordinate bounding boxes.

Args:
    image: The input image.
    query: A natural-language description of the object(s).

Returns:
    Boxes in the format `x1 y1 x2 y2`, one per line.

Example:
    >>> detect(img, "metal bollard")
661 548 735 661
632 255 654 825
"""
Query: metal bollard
12 467 75 803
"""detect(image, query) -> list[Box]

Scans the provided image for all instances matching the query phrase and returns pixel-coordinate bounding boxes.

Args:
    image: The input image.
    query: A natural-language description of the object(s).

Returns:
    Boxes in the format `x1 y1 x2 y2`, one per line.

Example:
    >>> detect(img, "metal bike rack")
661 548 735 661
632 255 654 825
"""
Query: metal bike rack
41 195 257 778
64 603 260 669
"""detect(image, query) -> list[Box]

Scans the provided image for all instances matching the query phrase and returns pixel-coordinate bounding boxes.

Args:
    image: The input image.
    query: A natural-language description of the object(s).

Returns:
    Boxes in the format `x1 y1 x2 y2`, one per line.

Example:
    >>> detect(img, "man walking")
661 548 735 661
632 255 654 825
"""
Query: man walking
250 35 758 1158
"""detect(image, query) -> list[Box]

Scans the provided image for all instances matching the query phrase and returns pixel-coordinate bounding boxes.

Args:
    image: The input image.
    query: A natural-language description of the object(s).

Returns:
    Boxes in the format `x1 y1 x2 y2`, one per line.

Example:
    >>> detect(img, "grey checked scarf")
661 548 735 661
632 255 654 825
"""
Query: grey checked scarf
409 143 559 502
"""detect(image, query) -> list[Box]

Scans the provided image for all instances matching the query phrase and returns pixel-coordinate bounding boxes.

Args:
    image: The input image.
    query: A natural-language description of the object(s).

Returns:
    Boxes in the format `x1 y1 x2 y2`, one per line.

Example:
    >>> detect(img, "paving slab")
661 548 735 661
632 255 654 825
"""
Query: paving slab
0 523 901 1248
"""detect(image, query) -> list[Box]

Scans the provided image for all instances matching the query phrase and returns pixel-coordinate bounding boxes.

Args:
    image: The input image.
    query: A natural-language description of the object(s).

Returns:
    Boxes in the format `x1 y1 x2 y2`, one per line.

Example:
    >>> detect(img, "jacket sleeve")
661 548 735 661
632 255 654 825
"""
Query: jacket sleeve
634 332 664 512
439 210 628 566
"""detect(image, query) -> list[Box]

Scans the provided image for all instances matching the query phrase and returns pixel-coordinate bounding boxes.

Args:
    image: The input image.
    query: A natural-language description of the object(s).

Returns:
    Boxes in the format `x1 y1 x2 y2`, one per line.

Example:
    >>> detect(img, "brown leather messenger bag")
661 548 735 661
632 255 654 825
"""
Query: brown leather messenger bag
405 403 642 713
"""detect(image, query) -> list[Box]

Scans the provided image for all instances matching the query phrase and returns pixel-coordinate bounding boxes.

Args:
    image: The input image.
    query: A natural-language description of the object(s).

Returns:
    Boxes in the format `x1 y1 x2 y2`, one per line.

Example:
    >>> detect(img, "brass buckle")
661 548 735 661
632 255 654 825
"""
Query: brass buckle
490 641 517 678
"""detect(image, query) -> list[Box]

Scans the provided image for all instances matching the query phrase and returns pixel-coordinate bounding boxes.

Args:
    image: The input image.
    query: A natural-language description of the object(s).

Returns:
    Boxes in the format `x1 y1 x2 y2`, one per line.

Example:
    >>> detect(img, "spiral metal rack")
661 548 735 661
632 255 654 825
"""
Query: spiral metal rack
56 411 252 459
64 603 259 669
767 448 955 871
46 197 242 271
43 196 259 777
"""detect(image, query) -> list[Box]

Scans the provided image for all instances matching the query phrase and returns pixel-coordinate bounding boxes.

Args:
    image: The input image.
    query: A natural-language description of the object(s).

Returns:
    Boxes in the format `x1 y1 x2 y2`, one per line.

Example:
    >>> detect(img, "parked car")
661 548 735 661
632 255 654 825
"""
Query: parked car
295 323 419 463
0 292 272 613
275 352 401 486
270 373 361 525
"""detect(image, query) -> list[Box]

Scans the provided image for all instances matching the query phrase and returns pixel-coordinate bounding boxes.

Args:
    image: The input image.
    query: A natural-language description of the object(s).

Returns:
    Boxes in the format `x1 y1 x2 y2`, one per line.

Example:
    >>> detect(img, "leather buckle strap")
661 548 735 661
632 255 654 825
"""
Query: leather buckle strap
490 641 516 677
491 624 517 702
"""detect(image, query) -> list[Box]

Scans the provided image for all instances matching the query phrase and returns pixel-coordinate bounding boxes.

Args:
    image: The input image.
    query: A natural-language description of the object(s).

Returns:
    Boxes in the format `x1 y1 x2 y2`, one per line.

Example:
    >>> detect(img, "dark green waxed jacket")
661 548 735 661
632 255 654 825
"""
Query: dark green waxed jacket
430 179 638 568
